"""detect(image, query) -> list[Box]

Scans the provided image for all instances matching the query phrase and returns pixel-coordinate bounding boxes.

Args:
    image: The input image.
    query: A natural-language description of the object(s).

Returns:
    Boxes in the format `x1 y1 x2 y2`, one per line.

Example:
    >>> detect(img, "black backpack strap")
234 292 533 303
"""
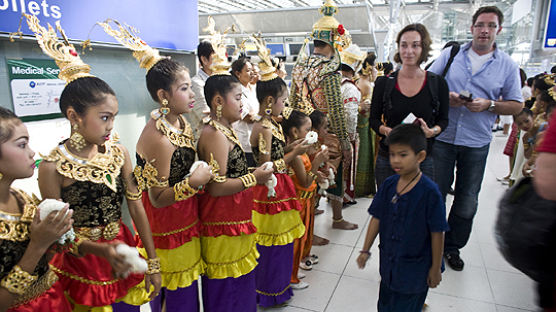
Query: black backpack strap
382 70 398 114
426 71 440 118
441 43 460 77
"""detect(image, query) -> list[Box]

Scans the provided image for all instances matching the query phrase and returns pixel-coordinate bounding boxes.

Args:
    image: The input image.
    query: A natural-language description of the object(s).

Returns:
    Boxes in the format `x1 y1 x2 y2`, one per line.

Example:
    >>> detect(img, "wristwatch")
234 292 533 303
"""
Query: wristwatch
488 100 496 112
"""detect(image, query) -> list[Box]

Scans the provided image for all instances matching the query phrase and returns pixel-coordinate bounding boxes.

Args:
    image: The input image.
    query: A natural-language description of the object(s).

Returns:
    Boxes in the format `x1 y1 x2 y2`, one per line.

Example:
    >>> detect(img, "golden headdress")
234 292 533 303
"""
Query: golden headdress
311 0 351 51
361 62 373 76
376 63 386 77
545 74 556 101
23 14 94 83
252 33 278 82
96 19 164 72
203 16 236 76
340 43 365 72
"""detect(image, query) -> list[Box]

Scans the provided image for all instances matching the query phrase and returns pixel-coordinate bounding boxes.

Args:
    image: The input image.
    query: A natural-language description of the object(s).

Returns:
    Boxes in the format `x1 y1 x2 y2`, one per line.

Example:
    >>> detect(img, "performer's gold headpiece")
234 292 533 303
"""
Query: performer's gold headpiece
23 14 94 83
311 0 351 51
545 74 556 101
252 34 278 82
96 19 164 72
203 16 236 76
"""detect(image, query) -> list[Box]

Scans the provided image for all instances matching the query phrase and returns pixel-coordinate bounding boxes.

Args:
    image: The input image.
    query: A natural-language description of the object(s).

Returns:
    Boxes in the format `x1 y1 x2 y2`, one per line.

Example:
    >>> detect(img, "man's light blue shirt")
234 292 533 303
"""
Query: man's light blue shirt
428 42 523 148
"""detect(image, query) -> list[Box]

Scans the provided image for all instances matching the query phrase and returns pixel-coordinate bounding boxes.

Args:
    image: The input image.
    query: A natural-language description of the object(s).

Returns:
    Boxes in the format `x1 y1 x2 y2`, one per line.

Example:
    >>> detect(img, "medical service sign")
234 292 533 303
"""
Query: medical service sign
7 58 65 117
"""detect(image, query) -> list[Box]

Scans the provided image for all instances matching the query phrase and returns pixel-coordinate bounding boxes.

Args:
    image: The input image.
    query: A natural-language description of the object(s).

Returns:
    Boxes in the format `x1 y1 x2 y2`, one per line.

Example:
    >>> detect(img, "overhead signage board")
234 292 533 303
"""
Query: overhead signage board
544 0 556 49
0 0 199 51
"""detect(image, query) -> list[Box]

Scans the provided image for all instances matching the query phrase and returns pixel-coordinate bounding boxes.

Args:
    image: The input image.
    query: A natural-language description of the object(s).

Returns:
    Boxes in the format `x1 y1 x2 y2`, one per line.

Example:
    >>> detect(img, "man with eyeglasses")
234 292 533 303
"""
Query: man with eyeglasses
428 6 523 271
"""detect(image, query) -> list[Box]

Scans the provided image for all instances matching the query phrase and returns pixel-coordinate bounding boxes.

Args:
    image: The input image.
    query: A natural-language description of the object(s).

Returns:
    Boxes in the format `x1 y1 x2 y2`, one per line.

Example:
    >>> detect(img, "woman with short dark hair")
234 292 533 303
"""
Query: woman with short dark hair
370 23 450 187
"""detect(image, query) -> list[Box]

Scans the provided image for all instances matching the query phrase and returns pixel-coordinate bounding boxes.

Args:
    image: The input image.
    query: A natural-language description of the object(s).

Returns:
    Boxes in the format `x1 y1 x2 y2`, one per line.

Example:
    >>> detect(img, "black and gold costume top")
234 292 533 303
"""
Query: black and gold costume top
136 146 195 188
252 118 287 173
208 119 249 179
134 110 196 190
0 189 48 280
43 139 125 228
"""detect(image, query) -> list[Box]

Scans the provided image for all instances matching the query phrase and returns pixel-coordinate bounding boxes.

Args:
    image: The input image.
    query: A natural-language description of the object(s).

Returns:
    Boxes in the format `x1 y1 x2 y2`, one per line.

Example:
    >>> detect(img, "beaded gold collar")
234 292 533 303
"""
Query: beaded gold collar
151 110 195 150
0 189 38 242
43 137 124 192
262 117 285 143
209 119 242 149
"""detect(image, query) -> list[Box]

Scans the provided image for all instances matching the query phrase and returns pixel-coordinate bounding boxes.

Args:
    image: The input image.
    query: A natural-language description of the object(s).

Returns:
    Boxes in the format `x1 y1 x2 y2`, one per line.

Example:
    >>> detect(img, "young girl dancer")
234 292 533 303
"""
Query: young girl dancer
196 40 273 311
98 21 211 312
26 15 161 311
0 107 73 312
249 35 306 307
282 109 328 289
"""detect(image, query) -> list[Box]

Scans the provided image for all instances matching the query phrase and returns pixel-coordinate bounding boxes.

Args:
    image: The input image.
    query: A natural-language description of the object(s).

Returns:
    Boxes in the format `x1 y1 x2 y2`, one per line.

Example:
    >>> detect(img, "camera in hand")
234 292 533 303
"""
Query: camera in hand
459 90 473 102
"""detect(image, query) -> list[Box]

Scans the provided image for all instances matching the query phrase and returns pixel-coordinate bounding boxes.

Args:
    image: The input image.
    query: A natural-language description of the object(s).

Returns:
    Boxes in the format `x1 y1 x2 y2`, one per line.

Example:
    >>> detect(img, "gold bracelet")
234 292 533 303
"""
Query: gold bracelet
239 173 257 189
307 171 317 181
125 189 142 201
146 258 161 275
173 178 198 201
1 265 38 295
69 237 88 257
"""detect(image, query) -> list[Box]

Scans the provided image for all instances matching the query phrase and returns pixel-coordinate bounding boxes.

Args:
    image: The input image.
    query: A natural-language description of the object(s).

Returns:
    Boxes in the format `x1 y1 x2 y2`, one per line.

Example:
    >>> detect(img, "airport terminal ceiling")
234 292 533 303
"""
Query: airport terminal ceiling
198 0 555 75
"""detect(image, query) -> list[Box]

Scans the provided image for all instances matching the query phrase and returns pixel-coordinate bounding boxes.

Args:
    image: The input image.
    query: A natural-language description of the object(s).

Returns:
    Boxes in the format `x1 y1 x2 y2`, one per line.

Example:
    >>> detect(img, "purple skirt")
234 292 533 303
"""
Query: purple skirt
149 281 200 312
201 270 257 312
255 243 294 307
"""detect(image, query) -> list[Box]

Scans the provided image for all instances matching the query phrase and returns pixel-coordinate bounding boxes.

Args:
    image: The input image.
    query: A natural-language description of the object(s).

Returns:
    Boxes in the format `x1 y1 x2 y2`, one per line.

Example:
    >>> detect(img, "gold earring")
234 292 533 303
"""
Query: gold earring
216 104 223 120
0 172 3 181
160 99 170 115
265 100 272 116
69 124 86 152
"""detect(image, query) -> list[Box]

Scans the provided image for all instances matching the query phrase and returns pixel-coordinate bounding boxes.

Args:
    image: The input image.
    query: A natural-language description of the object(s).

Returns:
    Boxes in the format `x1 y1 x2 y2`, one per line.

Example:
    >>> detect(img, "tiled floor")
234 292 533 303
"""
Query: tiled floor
139 135 540 312
258 134 539 312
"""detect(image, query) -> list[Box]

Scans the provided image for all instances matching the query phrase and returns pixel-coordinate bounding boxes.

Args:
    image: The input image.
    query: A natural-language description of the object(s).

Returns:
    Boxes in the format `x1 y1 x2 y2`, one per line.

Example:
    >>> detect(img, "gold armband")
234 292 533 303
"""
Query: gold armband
125 189 142 201
258 133 269 155
307 171 317 181
1 265 38 295
146 258 161 275
174 178 198 201
239 173 257 189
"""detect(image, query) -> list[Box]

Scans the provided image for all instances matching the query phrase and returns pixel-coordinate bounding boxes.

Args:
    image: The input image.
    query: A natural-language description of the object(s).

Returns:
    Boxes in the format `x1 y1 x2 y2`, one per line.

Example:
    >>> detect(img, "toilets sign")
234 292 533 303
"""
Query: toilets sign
0 0 198 51
7 58 65 118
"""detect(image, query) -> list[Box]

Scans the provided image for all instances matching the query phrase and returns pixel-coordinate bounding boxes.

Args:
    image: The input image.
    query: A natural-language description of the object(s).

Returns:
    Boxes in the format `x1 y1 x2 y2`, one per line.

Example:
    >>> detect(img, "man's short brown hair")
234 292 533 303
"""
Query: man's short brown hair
472 6 504 26
394 23 432 65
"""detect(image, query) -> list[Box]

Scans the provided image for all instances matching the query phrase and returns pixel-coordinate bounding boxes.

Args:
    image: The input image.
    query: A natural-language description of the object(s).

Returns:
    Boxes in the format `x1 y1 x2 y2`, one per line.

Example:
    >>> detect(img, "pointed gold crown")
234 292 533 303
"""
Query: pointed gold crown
96 19 164 72
203 16 236 76
376 62 386 77
311 0 351 51
252 34 278 82
23 14 94 83
361 61 373 76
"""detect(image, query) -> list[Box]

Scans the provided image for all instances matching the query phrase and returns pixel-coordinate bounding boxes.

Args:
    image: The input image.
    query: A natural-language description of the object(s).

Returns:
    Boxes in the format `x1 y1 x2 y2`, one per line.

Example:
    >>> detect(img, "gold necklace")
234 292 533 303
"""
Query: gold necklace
209 119 242 149
262 117 285 142
151 110 195 150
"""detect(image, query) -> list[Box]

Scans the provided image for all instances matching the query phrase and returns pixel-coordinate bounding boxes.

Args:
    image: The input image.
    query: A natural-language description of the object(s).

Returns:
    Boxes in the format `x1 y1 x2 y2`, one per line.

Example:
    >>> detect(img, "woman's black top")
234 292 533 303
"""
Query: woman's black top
370 71 449 156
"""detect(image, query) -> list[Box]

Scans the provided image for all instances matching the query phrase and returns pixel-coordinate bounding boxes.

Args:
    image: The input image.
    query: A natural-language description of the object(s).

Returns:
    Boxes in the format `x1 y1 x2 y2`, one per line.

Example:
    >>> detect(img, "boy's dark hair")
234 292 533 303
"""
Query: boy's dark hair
385 124 426 154
146 58 188 102
203 75 240 109
281 110 309 138
309 110 326 130
256 77 287 104
394 23 432 65
472 6 504 26
0 107 21 157
59 77 116 118
197 40 214 63
534 75 553 92
538 90 555 105
514 107 533 118
525 98 535 109
231 57 249 79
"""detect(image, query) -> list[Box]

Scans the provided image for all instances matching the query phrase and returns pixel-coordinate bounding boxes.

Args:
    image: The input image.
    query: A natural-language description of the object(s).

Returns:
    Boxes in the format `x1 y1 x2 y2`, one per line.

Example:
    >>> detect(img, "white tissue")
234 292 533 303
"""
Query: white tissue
317 168 336 196
189 161 210 175
38 199 75 245
321 145 327 151
115 244 148 276
262 162 277 198
303 131 319 145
